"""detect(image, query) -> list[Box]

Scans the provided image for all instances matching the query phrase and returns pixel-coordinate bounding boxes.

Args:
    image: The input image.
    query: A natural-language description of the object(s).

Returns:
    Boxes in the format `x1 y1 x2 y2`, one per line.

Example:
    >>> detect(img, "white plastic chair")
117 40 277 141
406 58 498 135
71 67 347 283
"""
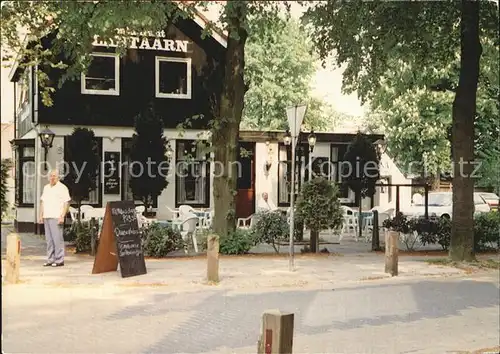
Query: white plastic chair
166 206 180 221
80 205 94 221
237 214 257 229
179 205 196 217
340 206 359 241
180 213 199 253
68 207 79 230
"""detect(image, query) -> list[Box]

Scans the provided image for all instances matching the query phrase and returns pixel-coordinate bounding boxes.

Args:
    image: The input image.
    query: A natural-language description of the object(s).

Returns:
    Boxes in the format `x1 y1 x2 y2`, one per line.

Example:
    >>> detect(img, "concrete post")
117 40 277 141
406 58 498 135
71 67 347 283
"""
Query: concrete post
257 309 294 354
385 230 399 276
207 234 219 283
5 233 21 283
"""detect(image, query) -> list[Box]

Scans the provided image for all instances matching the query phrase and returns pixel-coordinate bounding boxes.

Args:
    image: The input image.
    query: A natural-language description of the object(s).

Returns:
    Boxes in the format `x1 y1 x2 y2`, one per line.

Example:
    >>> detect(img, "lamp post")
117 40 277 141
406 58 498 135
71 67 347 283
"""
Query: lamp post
285 104 307 271
38 126 55 171
307 130 316 181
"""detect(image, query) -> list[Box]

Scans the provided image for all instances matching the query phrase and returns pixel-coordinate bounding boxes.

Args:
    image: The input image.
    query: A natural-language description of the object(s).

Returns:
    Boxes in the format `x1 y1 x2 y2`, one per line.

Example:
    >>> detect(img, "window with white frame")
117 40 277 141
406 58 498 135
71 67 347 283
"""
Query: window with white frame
81 53 120 95
17 146 35 205
176 140 209 207
155 57 192 99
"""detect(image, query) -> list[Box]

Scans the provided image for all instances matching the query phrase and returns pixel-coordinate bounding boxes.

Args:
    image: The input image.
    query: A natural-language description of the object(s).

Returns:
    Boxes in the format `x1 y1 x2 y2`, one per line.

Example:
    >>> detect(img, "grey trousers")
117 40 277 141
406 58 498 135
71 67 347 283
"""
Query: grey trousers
44 218 64 263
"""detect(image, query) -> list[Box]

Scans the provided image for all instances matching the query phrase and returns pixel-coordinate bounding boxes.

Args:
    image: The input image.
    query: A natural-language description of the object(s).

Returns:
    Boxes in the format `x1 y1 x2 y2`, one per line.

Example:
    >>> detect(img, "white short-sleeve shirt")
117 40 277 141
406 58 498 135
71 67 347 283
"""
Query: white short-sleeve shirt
41 181 71 219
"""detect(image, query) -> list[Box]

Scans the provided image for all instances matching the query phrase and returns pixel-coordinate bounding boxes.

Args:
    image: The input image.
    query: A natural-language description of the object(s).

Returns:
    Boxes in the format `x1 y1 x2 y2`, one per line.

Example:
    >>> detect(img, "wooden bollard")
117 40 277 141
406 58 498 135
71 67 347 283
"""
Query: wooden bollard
385 231 399 276
207 234 219 283
257 309 294 354
5 233 21 284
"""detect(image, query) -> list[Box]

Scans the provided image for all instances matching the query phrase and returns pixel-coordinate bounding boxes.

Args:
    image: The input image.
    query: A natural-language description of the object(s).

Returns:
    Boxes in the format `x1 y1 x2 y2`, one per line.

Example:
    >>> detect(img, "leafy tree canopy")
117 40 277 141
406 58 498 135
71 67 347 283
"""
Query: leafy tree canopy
364 37 498 190
302 1 498 104
242 17 334 131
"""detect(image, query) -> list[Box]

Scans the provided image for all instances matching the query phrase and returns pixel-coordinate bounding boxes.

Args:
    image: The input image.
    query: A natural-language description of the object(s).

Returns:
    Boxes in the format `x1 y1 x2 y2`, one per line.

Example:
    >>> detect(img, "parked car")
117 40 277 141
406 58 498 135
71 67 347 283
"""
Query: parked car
478 192 499 211
402 192 490 219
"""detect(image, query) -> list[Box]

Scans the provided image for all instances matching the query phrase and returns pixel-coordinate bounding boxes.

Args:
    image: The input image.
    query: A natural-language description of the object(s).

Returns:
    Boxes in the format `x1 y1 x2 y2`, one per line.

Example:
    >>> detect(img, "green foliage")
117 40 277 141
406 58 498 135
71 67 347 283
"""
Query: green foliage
129 103 170 211
242 17 333 131
219 229 255 255
296 177 343 233
303 1 498 104
74 223 93 253
251 211 289 253
141 223 184 257
342 132 380 198
1 159 12 216
364 38 499 189
382 213 500 252
474 212 500 252
63 226 77 242
64 128 100 216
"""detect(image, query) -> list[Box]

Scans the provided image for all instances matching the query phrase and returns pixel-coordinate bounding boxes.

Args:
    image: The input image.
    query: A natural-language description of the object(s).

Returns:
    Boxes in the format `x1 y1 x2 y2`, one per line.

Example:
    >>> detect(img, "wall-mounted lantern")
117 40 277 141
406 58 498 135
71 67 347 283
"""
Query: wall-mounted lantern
165 142 173 159
283 130 292 146
39 126 55 171
264 140 272 176
374 138 388 156
308 130 316 153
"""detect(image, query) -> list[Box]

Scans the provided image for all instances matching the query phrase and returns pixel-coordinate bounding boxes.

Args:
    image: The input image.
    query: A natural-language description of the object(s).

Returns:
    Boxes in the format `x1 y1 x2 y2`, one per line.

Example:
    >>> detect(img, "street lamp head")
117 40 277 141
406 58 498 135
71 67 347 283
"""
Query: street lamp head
308 130 317 150
39 126 55 148
283 130 292 146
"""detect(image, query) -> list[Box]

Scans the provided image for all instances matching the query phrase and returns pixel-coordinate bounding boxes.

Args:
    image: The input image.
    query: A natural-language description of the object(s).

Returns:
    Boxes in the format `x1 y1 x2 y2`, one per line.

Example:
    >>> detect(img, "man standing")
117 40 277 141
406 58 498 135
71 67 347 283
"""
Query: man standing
39 169 71 267
257 192 277 212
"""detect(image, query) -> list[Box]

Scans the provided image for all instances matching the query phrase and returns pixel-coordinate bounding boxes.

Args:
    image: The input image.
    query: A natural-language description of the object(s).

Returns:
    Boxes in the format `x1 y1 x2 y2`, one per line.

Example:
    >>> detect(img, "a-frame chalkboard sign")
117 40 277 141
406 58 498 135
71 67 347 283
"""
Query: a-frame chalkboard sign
92 201 147 278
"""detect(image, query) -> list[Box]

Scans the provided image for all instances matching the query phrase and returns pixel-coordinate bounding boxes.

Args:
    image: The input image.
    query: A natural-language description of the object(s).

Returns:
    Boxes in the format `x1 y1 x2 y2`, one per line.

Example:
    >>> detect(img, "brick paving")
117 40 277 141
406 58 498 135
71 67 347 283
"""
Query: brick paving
2 227 499 353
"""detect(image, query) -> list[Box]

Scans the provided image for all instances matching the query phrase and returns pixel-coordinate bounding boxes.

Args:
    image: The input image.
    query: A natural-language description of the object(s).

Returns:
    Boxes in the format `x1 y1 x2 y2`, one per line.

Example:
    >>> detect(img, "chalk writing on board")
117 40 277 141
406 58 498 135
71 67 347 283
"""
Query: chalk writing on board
118 242 142 257
114 228 139 238
111 208 137 224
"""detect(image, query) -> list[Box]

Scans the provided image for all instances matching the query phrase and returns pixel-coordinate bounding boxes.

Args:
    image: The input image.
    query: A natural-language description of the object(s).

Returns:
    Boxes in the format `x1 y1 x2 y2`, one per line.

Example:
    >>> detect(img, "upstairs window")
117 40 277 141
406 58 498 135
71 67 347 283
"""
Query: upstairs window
155 57 192 99
81 53 120 96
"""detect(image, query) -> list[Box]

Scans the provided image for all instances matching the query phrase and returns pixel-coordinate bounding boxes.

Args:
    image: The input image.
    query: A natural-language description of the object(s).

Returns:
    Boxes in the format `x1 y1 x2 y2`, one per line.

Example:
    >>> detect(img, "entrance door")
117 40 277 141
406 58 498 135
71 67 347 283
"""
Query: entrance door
235 142 255 219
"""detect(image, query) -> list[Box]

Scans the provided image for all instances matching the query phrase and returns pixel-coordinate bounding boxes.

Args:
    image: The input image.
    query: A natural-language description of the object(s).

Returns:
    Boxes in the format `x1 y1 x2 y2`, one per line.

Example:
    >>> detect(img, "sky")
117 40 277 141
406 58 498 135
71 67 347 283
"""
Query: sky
0 2 365 124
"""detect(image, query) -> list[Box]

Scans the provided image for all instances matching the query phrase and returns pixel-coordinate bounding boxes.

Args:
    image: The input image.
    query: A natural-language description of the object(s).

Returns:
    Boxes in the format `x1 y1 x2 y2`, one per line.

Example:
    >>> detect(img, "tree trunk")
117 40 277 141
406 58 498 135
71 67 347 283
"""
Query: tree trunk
427 174 441 191
449 0 482 262
212 2 248 237
309 229 319 253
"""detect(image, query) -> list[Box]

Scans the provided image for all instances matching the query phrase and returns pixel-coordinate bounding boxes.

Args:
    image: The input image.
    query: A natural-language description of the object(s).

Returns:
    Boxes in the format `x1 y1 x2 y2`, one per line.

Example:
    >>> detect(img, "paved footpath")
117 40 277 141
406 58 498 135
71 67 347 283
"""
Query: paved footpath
2 228 499 353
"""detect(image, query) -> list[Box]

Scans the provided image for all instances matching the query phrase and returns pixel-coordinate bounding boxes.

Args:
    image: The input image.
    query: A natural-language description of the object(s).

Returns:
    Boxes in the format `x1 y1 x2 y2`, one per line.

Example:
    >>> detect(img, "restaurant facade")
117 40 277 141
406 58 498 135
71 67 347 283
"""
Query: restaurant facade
8 11 411 233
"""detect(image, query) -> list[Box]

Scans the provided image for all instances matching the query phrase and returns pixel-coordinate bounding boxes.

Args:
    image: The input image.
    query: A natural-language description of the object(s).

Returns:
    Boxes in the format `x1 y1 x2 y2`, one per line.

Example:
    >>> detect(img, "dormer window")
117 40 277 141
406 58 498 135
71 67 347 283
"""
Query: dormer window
81 53 120 95
155 57 192 99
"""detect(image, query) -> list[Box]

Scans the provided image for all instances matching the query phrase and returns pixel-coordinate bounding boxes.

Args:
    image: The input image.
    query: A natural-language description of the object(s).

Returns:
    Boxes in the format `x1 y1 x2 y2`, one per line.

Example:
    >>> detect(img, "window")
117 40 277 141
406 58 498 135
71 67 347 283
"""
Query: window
81 53 120 95
15 143 35 206
155 57 192 99
63 137 102 206
331 144 354 201
176 140 209 207
16 70 29 110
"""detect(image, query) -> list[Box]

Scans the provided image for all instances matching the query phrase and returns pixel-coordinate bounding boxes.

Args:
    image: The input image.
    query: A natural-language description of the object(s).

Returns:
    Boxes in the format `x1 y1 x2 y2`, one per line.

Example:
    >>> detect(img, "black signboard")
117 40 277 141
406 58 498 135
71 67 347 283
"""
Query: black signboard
109 200 147 278
104 151 120 194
